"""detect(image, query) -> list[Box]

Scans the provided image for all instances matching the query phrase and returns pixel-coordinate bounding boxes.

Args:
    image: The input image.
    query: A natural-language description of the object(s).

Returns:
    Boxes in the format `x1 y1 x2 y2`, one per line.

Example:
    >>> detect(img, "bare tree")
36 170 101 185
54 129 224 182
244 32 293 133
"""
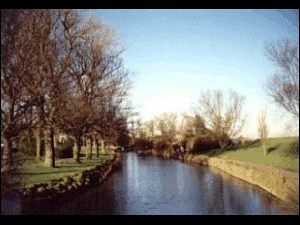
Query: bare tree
155 113 178 144
1 9 131 169
144 119 156 139
179 113 207 140
1 10 84 167
257 108 269 156
58 16 130 162
134 119 146 139
197 89 246 148
265 39 299 118
1 10 39 171
28 10 84 167
58 97 94 162
90 96 131 155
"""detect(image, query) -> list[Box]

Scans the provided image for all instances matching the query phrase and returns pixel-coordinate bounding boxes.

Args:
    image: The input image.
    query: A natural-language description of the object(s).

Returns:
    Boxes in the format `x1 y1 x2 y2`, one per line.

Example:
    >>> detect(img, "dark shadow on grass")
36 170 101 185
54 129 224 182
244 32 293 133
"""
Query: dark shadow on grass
21 169 83 175
208 140 263 157
55 165 86 168
240 139 261 149
207 148 234 157
284 141 299 157
267 144 280 154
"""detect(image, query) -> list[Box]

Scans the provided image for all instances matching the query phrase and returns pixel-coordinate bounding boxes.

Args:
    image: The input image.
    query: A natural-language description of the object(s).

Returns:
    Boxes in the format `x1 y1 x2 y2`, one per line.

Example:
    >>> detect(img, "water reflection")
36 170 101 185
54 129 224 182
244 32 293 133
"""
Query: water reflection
20 152 289 215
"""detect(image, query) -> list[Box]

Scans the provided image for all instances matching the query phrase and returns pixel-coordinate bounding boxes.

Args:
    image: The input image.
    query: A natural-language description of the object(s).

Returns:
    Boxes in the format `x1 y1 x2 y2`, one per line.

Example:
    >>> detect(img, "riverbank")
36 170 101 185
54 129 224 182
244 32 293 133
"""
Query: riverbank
183 154 298 202
14 152 288 215
17 152 122 205
214 137 299 172
137 149 299 212
13 151 114 187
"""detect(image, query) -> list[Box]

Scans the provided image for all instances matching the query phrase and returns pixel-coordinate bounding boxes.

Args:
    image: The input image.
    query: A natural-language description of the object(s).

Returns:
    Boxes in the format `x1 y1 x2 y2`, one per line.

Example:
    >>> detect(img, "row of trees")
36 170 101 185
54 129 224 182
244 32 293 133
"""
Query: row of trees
131 39 298 155
1 10 131 170
132 89 246 154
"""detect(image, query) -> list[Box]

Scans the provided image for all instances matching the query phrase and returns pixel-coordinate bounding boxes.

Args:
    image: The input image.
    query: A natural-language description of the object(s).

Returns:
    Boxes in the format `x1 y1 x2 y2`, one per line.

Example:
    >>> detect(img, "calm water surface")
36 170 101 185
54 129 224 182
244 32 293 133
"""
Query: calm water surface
15 152 290 214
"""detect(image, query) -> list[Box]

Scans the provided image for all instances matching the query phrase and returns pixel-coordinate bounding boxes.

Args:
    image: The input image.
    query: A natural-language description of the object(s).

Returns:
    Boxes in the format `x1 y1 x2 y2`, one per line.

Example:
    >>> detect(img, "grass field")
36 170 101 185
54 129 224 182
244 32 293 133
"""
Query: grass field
15 151 114 187
209 137 299 172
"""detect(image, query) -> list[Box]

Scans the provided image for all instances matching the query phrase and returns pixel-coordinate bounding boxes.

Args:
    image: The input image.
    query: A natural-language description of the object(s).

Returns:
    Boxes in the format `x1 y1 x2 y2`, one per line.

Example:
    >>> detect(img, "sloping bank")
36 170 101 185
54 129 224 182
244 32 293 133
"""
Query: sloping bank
19 153 122 205
137 150 299 205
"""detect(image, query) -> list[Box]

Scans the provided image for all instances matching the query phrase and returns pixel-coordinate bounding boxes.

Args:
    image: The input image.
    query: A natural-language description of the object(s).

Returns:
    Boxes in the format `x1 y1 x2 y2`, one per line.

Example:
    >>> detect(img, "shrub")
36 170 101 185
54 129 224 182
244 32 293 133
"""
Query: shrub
180 139 188 150
186 134 220 154
154 140 168 151
19 136 36 155
55 141 73 159
172 143 181 152
226 139 241 150
117 132 131 148
284 141 299 157
134 138 153 151
153 139 173 154
240 139 260 148
18 136 45 156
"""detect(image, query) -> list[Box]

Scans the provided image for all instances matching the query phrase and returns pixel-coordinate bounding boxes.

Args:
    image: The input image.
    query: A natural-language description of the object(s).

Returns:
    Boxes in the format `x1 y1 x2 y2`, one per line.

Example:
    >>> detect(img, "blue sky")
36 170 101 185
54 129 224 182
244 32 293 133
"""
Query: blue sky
89 9 299 138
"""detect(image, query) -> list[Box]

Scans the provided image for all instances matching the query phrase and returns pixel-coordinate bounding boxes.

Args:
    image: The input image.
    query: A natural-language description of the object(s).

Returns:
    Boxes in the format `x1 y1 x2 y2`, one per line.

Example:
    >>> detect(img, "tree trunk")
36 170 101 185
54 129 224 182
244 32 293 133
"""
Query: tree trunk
101 139 105 154
73 138 81 163
262 140 268 156
86 138 92 159
73 141 78 160
50 128 55 167
34 126 41 160
40 130 45 156
53 135 57 149
44 130 51 167
96 138 100 157
53 129 59 148
2 137 13 172
29 128 33 143
82 137 86 157
44 129 55 167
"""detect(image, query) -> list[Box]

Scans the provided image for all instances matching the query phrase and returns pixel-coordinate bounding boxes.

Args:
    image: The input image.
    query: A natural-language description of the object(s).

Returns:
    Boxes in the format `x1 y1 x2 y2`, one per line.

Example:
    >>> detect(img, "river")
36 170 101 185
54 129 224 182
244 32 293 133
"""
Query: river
15 152 291 215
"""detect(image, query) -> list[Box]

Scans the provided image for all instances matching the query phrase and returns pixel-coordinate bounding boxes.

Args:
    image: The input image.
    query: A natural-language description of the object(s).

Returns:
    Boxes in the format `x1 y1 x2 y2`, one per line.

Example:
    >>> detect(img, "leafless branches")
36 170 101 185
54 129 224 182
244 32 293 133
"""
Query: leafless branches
155 113 178 144
265 39 299 118
1 10 131 169
257 108 269 155
197 89 246 148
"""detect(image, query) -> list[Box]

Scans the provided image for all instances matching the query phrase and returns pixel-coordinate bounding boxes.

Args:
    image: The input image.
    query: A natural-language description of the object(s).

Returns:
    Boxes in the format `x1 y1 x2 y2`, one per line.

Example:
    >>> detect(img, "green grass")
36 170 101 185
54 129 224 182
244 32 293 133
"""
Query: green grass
16 151 114 187
209 137 299 172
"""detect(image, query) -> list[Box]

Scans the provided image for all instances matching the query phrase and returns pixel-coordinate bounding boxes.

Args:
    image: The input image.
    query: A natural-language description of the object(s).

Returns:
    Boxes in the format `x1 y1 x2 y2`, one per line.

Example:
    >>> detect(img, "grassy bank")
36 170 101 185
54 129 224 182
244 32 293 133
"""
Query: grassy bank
206 137 299 172
16 151 115 187
181 137 298 212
